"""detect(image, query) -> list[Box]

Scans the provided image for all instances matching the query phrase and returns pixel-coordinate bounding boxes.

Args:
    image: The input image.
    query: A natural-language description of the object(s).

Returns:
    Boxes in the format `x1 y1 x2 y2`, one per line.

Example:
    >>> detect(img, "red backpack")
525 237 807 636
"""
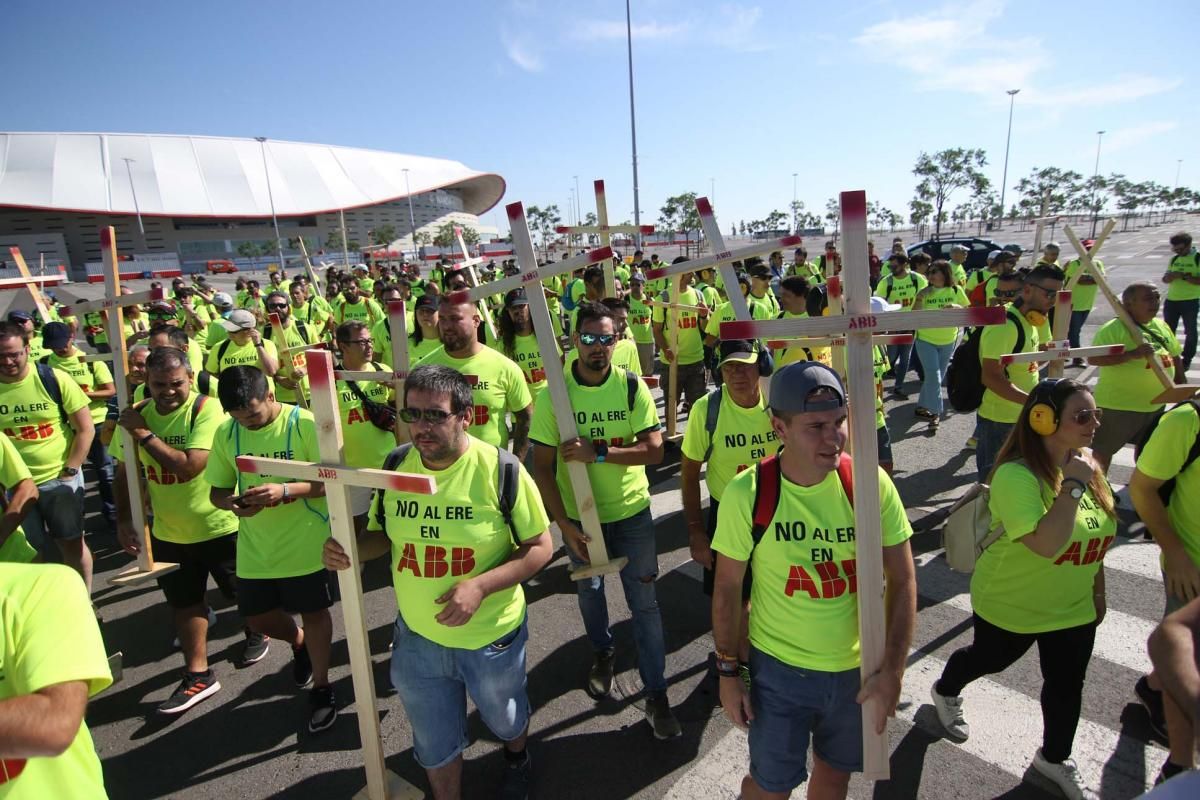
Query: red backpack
749 452 855 547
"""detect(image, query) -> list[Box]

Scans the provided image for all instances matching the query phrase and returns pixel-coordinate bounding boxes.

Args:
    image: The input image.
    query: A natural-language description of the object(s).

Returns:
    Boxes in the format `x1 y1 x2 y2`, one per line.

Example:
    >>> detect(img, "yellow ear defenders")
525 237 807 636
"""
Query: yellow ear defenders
1024 309 1047 327
1028 378 1064 436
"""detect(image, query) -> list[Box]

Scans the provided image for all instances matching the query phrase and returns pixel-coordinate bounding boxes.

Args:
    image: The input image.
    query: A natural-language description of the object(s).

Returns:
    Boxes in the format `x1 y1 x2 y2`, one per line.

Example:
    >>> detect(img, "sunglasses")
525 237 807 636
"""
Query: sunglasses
579 332 616 347
1069 408 1103 425
267 303 288 310
399 407 457 424
1028 283 1058 298
994 289 1020 299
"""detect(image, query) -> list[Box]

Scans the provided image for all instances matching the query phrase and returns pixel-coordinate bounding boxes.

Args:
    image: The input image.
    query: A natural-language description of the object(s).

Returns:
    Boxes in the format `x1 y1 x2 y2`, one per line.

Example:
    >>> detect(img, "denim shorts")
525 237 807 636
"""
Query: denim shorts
20 471 85 549
390 612 531 769
748 647 863 793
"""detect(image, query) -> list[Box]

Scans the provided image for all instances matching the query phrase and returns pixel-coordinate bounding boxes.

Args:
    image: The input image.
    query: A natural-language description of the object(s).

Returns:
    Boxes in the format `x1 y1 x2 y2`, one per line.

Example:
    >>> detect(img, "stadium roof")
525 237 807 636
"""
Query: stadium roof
0 132 505 219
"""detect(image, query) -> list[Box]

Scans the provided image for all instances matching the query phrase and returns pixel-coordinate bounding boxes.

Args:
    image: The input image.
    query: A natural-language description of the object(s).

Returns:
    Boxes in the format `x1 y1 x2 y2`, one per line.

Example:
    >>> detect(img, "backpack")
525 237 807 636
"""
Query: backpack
945 310 1025 413
882 273 919 301
967 271 991 307
1133 400 1200 507
747 452 855 549
33 362 71 426
374 442 522 545
942 483 1007 573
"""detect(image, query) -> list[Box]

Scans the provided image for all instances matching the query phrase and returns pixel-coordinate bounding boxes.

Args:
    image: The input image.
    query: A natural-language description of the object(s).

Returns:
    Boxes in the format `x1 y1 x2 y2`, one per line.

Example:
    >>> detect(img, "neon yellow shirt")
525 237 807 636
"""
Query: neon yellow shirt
0 563 111 799
880 271 928 310
972 461 1115 633
495 331 559 401
1136 403 1200 568
652 286 705 366
292 299 331 331
873 345 887 430
0 367 90 484
109 393 237 544
915 286 969 345
978 306 1040 424
712 463 912 670
334 297 383 327
769 310 832 368
369 437 549 649
950 261 968 286
627 295 654 344
45 352 113 424
681 389 778 501
204 405 330 578
1165 251 1200 302
121 316 149 344
1092 318 1181 412
413 346 531 447
704 297 773 341
205 337 279 393
265 319 318 404
748 292 779 319
530 365 660 523
1063 258 1104 311
335 362 395 470
0 435 34 563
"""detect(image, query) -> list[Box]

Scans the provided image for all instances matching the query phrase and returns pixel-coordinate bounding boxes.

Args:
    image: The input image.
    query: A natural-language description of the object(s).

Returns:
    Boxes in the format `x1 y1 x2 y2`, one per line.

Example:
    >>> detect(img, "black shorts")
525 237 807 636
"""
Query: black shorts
153 532 238 609
237 569 339 618
702 498 753 600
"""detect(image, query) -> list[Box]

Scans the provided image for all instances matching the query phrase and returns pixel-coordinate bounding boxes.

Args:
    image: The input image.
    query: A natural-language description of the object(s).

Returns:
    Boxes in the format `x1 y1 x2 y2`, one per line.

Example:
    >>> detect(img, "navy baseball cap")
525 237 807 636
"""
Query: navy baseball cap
768 362 847 414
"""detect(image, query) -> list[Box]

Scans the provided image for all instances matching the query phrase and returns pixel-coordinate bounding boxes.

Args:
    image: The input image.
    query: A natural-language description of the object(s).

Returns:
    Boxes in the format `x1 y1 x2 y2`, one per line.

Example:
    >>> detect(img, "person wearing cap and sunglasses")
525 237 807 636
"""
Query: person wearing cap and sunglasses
932 379 1113 800
495 287 560 403
711 361 915 800
263 291 319 407
204 309 280 389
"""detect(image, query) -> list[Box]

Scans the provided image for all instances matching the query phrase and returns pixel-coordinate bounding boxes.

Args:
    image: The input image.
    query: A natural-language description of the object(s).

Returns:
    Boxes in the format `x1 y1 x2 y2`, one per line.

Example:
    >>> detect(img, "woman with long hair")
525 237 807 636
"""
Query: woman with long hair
912 259 969 425
931 379 1114 800
407 294 442 364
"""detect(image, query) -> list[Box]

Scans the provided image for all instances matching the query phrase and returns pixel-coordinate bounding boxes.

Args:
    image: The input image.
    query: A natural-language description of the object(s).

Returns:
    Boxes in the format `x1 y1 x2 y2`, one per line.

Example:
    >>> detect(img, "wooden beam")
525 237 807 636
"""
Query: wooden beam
1000 343 1125 365
720 305 1006 340
62 287 165 316
8 247 55 323
766 333 914 350
1047 290 1073 379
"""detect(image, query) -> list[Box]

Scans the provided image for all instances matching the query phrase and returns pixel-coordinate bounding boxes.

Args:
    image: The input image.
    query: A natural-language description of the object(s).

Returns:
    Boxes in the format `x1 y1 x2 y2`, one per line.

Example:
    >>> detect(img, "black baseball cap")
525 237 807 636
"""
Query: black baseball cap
768 362 847 414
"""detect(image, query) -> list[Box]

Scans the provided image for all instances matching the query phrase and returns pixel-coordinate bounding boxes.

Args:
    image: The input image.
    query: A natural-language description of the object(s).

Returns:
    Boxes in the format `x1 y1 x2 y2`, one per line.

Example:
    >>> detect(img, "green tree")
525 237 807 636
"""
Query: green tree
368 225 397 247
525 204 562 255
413 231 431 247
1014 166 1084 218
789 199 806 232
761 209 788 232
824 197 841 236
912 148 990 237
908 199 932 227
659 192 701 233
432 222 459 249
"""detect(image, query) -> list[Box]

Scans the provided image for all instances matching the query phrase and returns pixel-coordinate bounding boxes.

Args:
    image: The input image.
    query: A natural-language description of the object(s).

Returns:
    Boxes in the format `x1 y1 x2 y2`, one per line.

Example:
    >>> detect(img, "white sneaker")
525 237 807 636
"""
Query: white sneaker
930 683 969 741
1032 749 1098 800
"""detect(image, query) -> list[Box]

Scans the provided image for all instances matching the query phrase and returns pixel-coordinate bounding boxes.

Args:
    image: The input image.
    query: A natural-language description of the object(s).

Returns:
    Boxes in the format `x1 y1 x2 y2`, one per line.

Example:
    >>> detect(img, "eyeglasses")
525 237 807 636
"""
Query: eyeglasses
1028 283 1058 298
341 338 372 347
1070 408 1103 425
399 407 456 424
266 303 288 310
578 332 617 347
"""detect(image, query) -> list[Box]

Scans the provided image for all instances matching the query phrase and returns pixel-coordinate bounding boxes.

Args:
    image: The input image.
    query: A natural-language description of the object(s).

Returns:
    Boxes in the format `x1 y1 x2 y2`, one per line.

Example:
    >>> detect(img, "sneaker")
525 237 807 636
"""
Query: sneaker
157 670 221 715
292 642 313 688
890 388 908 399
240 629 270 666
1155 758 1187 786
964 437 977 450
173 607 218 649
1071 358 1086 368
1031 749 1098 800
498 750 532 800
645 692 682 740
307 685 337 733
1135 676 1168 741
930 683 969 741
914 407 937 420
587 649 616 698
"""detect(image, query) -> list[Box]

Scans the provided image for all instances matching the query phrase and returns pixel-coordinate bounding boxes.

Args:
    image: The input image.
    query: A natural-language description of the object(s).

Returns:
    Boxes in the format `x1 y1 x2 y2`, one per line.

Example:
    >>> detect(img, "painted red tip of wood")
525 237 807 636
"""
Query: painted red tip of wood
306 350 332 389
968 305 1007 325
387 300 406 316
638 225 655 234
7 247 18 257
645 268 666 280
389 474 436 494
464 374 479 386
100 227 113 248
781 236 803 247
827 275 842 298
589 246 613 262
839 191 867 222
719 321 759 339
505 202 524 220
445 290 470 304
593 179 604 193
454 227 462 236
696 197 713 216
554 226 571 234
235 455 259 473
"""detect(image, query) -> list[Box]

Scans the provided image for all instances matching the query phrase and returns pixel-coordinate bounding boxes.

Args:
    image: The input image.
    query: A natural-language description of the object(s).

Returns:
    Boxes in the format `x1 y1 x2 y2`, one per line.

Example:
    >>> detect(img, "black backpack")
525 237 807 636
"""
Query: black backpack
33 362 70 426
946 310 1025 413
1133 400 1200 507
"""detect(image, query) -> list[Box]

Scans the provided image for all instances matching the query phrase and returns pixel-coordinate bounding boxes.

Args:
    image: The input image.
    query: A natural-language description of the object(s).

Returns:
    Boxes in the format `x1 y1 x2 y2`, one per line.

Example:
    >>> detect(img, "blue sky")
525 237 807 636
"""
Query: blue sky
4 0 1195 234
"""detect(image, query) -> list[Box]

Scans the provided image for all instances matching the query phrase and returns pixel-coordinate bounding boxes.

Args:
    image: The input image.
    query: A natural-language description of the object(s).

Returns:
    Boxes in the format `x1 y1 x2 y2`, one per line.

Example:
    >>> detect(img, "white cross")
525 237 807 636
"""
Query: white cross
268 312 310 411
6 247 65 322
1062 222 1200 403
237 348 431 800
452 226 499 340
720 191 1008 780
296 237 323 294
1038 220 1118 378
555 179 655 297
452 204 630 579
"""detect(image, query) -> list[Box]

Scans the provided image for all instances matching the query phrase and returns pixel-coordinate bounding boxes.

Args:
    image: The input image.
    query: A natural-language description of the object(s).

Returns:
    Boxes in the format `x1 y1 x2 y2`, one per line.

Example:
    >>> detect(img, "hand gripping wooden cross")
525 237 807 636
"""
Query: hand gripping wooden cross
449 203 626 579
1062 222 1199 403
721 191 1007 780
555 179 655 297
237 348 432 800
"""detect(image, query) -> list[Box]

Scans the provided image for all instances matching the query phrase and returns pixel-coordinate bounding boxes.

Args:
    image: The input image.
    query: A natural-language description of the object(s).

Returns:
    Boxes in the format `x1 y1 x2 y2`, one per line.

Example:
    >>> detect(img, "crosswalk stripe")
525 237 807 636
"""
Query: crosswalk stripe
1102 538 1163 583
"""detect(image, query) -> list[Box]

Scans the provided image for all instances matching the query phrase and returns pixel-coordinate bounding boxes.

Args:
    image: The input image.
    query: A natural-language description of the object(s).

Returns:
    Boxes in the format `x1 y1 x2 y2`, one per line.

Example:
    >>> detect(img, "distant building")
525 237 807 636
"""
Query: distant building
0 132 504 278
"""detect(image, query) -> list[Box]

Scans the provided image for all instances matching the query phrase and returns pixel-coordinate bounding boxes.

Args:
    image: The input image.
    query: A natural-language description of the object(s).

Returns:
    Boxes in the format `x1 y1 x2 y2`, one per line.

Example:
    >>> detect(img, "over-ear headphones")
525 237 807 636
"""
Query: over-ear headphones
1028 378 1063 436
1024 309 1047 327
756 340 774 377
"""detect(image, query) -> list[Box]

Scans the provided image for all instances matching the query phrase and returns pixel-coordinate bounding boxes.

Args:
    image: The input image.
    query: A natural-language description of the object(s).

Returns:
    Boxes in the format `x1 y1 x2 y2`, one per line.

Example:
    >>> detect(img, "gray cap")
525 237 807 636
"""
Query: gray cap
212 292 234 310
950 243 970 253
768 362 847 414
220 309 257 332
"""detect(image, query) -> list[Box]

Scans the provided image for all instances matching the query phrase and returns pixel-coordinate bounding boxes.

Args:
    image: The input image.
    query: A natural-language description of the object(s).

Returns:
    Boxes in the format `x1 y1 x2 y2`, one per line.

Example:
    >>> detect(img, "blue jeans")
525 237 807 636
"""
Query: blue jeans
1067 309 1091 349
20 471 86 559
566 506 667 693
1164 298 1198 369
914 339 955 415
887 343 913 392
88 434 115 526
975 417 1015 482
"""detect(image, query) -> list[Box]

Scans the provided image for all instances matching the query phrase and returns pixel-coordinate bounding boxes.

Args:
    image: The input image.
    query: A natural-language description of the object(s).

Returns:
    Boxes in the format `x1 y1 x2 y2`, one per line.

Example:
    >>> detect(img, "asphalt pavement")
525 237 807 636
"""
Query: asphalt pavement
9 216 1197 799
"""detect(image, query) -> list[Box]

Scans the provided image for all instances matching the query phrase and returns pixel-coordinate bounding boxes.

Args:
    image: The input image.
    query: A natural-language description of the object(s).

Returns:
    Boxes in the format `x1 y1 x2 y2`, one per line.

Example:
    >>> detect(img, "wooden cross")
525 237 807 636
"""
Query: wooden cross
555 179 655 297
451 204 627 579
1028 213 1060 269
386 299 408 429
268 312 309 410
721 191 1007 780
296 237 323 294
766 333 914 350
1044 220 1117 378
1062 222 1200 403
236 348 431 800
452 226 498 341
7 247 64 323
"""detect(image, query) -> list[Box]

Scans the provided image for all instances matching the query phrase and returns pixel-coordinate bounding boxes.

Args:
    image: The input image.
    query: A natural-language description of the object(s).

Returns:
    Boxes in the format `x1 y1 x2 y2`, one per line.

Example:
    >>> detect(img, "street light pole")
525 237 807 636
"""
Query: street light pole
1089 130 1106 237
121 157 146 249
792 172 798 233
573 174 581 225
255 137 285 275
1175 159 1183 190
999 89 1020 228
402 168 418 260
625 0 642 247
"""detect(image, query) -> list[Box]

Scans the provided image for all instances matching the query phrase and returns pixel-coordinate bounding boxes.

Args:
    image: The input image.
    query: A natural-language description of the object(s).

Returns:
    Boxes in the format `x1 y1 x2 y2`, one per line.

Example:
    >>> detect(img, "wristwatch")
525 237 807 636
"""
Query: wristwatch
1061 477 1086 500
594 440 608 464
60 466 79 478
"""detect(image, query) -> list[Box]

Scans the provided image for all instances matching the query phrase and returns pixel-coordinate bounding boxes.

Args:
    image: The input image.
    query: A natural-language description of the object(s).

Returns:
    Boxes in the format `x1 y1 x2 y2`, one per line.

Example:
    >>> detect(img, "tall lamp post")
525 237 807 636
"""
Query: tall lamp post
792 172 799 233
625 0 642 246
1089 130 1106 237
402 168 418 260
254 137 285 274
998 88 1020 228
122 157 146 250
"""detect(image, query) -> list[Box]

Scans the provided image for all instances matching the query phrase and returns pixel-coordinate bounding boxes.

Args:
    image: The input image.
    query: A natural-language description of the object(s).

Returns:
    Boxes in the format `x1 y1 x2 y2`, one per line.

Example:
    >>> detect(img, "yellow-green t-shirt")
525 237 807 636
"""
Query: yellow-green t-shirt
204 405 330 578
681 388 778 501
45 353 113 424
873 345 887 430
204 318 230 349
334 297 383 327
292 299 331 331
266 320 318 404
109 393 237 544
915 285 969 346
0 563 112 799
122 316 149 344
880 271 928 310
1136 403 1200 568
704 297 773 341
711 463 912 670
971 461 1115 633
335 362 395 470
530 365 660 523
0 436 35 563
627 295 654 344
1092 318 1181 412
413 346 531 448
652 286 705 366
979 306 1040 424
748 292 779 319
370 436 549 649
205 337 279 393
770 311 833 368
950 261 968 286
1165 252 1200 302
0 368 90 484
1063 258 1104 311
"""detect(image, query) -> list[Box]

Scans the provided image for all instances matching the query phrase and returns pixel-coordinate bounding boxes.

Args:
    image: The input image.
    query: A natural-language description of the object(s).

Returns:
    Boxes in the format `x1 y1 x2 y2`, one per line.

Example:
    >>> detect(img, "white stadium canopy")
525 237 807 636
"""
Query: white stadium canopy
0 132 505 218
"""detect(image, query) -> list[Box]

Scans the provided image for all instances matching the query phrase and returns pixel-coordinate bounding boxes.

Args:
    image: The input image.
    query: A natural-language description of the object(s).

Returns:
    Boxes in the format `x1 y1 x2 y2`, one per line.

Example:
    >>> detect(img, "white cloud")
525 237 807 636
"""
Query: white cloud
1101 121 1179 154
855 0 1003 48
1022 75 1182 108
501 31 542 72
568 4 767 52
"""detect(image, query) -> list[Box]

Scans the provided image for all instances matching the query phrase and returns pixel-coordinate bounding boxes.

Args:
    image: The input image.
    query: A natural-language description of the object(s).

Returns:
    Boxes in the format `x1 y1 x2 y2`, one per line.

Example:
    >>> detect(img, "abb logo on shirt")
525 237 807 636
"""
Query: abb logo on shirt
396 543 476 577
0 759 26 783
784 559 858 599
1054 535 1114 566
678 316 698 329
3 424 54 441
145 464 195 485
473 405 490 425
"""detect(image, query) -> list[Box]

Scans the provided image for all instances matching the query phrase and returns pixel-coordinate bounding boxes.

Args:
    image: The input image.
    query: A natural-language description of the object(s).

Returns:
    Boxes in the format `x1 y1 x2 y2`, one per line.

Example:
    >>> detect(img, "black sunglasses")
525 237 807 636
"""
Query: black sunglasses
266 303 288 310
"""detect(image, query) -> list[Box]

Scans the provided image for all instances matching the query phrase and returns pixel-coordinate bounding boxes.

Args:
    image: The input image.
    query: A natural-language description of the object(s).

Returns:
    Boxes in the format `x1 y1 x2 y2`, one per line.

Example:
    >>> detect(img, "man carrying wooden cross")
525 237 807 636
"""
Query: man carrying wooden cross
652 267 709 418
323 364 554 800
529 301 681 739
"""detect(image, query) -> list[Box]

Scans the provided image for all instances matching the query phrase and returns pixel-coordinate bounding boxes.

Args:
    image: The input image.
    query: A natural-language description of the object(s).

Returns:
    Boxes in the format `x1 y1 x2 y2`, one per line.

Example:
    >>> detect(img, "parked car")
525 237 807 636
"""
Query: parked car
906 237 1019 272
206 259 238 274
